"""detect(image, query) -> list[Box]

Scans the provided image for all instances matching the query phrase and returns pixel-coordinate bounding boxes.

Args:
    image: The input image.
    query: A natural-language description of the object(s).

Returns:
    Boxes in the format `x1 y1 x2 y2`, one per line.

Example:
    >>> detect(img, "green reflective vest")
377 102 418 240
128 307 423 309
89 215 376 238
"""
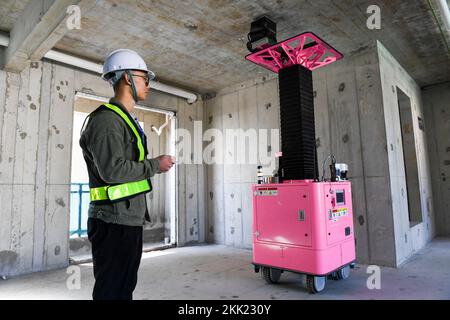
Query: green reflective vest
88 103 152 202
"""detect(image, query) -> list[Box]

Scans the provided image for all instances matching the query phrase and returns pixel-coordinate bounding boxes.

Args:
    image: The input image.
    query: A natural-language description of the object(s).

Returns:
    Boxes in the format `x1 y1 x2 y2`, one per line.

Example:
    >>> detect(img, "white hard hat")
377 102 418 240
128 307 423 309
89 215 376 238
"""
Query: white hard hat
102 49 155 84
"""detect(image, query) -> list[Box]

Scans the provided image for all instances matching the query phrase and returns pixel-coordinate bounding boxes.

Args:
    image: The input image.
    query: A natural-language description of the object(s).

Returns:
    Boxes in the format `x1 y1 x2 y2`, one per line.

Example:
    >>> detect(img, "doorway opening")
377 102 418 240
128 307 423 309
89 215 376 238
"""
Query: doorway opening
396 87 423 227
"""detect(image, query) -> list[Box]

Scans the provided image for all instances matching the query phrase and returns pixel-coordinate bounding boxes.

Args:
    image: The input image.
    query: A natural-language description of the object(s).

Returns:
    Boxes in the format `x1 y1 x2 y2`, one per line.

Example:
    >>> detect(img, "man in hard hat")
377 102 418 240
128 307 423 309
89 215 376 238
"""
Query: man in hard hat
79 49 175 300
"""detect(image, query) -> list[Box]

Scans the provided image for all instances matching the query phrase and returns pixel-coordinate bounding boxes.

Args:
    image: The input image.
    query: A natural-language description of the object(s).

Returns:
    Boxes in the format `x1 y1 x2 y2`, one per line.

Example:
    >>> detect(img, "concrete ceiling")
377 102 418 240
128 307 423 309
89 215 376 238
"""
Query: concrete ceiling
1 0 450 94
0 0 31 32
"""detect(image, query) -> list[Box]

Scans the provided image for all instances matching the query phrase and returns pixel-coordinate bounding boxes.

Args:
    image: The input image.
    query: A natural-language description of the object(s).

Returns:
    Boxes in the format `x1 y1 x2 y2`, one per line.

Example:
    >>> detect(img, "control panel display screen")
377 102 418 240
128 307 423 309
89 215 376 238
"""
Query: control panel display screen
336 190 345 205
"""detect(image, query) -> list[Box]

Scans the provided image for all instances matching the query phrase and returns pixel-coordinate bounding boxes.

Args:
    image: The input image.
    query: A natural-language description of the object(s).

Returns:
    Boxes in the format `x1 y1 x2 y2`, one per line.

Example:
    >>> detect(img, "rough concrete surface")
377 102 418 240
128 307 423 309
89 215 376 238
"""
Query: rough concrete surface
2 0 449 92
0 239 449 300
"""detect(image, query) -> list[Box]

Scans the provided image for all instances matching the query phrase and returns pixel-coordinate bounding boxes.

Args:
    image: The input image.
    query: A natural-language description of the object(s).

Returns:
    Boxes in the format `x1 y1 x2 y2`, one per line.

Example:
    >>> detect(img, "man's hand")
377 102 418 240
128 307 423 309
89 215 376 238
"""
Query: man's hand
156 155 175 173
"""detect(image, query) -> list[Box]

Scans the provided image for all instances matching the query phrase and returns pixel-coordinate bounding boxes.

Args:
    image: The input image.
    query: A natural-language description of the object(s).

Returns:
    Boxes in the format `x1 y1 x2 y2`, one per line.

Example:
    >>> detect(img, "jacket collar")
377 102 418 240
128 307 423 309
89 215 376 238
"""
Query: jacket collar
109 98 133 117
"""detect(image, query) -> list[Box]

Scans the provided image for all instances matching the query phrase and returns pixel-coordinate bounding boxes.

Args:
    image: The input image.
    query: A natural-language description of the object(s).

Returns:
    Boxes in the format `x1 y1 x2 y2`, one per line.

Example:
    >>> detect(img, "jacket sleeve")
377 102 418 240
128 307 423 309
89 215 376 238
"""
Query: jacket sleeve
88 130 160 185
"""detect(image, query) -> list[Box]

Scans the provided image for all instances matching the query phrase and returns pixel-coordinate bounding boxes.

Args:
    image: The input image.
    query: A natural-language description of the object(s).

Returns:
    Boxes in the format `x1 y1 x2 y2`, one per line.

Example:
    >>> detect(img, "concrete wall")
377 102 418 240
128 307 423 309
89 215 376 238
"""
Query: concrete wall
0 60 205 277
377 41 435 266
204 74 280 249
205 43 436 267
176 96 206 246
0 61 83 277
423 82 450 237
314 48 396 266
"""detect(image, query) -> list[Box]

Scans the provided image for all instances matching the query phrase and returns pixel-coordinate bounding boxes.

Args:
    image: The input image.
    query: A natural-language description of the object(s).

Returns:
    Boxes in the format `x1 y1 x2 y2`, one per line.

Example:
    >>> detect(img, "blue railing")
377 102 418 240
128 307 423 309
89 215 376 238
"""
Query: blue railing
70 183 90 237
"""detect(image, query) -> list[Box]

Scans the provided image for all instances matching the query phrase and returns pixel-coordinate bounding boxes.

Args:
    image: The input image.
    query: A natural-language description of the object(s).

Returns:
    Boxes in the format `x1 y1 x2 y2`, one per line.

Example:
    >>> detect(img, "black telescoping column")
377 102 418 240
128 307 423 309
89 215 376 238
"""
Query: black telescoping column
278 64 317 181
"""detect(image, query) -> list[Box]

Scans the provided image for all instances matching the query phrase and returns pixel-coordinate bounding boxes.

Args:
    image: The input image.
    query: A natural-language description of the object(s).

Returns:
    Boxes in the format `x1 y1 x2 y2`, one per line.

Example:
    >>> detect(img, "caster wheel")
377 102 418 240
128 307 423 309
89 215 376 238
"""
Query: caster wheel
306 275 326 293
261 267 282 284
337 265 350 280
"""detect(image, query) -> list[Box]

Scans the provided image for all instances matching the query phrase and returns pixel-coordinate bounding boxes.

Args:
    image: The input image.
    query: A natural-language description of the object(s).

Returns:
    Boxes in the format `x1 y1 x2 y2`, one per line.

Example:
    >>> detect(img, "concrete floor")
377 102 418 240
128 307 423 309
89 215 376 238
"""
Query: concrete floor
0 238 449 300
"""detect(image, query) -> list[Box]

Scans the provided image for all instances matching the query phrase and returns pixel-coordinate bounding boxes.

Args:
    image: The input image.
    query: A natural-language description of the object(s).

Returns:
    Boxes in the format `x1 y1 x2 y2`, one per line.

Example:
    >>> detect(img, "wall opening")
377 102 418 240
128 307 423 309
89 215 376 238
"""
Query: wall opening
396 87 423 227
69 92 177 261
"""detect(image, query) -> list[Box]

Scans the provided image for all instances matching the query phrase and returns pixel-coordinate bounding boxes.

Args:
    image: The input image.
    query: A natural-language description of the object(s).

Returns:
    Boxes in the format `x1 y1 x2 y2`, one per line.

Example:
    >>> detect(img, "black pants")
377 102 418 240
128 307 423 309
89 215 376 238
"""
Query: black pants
87 218 143 300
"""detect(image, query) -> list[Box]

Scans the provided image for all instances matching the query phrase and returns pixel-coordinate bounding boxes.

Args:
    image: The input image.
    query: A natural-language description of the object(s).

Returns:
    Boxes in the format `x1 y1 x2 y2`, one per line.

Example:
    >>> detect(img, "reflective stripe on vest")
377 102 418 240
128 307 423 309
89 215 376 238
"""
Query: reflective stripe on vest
89 103 151 202
90 179 151 202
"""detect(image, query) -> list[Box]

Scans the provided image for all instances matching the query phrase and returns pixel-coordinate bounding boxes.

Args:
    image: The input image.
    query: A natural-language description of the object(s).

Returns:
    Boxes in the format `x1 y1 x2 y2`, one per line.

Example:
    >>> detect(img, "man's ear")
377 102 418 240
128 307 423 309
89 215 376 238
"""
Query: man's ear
123 72 132 86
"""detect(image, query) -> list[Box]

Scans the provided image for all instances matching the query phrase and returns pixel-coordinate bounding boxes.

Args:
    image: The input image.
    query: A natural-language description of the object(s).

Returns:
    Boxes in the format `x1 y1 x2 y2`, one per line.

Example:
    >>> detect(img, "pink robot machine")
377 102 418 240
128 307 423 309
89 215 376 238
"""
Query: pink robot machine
245 17 356 293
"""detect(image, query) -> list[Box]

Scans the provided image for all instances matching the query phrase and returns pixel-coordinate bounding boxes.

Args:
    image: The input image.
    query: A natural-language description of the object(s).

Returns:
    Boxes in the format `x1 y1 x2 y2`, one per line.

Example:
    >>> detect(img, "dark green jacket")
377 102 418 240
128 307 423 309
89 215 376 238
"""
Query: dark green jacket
79 98 160 226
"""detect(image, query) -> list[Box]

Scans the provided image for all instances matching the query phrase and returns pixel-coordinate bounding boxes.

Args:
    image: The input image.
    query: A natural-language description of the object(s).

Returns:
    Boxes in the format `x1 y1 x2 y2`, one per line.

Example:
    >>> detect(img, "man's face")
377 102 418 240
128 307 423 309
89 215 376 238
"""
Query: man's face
130 70 150 101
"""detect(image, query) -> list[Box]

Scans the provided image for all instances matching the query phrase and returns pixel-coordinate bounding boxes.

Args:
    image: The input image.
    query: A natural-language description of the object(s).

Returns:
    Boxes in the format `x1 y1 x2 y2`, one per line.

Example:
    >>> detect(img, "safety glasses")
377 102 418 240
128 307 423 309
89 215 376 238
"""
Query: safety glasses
131 73 150 87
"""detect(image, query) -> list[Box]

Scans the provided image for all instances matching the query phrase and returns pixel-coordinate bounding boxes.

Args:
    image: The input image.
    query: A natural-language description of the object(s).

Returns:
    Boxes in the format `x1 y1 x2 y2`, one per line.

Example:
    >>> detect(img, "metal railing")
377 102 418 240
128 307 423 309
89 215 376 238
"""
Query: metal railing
70 183 90 237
